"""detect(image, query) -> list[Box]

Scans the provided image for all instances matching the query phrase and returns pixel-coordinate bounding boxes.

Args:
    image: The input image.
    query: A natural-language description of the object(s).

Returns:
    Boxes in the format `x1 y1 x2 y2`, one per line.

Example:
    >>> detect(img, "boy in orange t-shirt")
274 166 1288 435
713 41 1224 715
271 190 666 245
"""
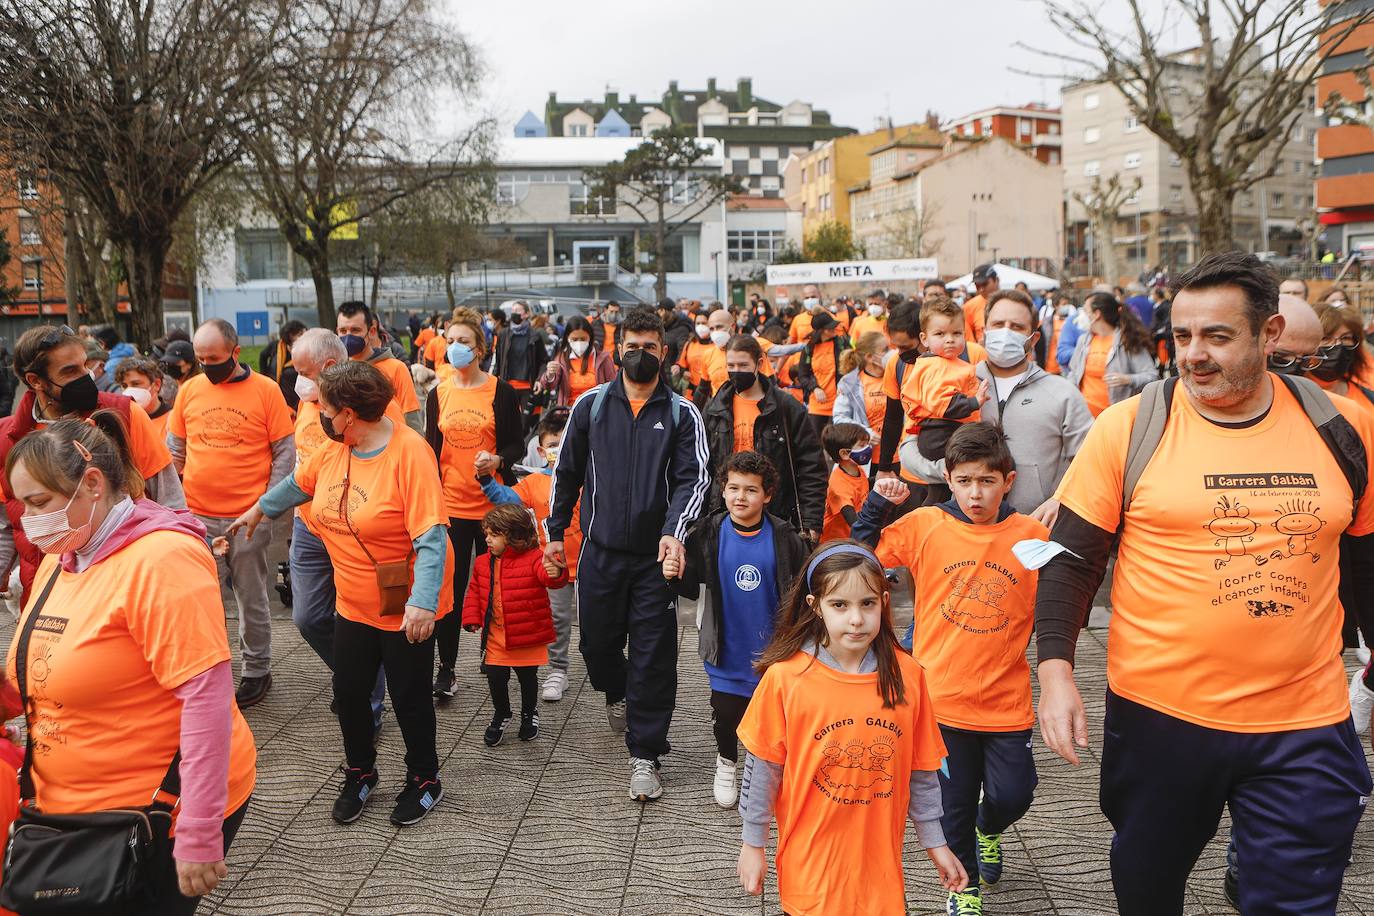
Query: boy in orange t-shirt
820 423 870 543
903 299 987 466
854 422 1046 910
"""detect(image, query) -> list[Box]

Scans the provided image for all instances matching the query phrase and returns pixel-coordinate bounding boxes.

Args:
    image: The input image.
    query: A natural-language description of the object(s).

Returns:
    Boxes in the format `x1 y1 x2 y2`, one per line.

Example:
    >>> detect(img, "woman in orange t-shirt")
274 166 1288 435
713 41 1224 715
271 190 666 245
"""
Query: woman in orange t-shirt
1311 305 1374 415
796 311 851 442
834 331 890 451
735 543 965 913
537 316 616 408
235 360 454 828
7 413 255 911
1068 291 1157 417
424 308 525 698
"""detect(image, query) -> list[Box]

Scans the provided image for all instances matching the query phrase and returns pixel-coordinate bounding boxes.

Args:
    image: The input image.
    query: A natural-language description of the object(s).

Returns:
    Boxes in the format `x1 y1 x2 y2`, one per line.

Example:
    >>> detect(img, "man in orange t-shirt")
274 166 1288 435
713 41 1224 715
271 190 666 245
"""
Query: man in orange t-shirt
963 264 999 344
1035 252 1374 915
170 319 296 708
337 301 422 431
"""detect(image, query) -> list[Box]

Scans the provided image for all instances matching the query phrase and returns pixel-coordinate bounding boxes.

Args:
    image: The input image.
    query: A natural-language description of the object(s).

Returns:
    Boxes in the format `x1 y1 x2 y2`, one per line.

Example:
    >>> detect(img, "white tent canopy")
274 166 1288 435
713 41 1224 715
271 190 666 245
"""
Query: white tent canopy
947 264 1059 292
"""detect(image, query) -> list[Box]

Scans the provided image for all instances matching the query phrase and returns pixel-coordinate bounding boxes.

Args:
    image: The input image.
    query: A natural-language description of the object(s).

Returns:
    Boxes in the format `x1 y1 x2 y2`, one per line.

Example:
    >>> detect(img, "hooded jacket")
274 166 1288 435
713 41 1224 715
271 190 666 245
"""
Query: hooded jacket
974 361 1094 514
461 545 567 651
541 348 616 407
702 376 828 534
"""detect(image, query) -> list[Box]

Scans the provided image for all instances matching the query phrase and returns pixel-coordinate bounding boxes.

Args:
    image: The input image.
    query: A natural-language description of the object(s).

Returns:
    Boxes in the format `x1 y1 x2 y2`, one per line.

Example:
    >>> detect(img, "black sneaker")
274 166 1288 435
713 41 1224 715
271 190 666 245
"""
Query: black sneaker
1223 865 1240 911
235 674 272 709
432 667 456 699
331 767 378 824
390 775 443 826
484 714 511 747
518 711 540 742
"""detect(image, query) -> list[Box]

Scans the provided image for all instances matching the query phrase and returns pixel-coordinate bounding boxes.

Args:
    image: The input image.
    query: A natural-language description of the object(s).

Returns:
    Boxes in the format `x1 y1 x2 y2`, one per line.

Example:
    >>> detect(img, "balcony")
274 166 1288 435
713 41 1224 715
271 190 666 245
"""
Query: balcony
1033 134 1062 148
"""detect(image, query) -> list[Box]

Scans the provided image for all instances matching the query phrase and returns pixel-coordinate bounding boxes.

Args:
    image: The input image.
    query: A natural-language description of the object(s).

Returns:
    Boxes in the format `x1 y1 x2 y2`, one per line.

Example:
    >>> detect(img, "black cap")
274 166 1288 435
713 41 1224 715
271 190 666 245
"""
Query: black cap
811 311 838 331
972 264 998 284
160 340 195 364
657 298 676 311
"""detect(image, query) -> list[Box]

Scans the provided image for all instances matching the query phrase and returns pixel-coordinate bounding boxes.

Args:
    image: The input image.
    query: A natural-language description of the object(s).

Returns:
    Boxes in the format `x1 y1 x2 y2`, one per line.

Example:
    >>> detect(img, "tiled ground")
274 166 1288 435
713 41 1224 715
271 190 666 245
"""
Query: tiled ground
190 584 1374 916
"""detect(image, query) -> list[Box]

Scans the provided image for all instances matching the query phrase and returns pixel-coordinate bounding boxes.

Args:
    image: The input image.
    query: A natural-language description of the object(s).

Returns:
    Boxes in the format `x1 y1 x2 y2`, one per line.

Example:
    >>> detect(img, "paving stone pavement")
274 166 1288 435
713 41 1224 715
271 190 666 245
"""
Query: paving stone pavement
186 585 1374 916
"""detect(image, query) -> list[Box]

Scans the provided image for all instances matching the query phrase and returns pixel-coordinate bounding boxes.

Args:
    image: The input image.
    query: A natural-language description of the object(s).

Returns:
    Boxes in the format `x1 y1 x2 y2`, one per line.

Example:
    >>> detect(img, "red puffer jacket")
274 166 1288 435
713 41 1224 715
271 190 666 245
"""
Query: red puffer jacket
461 546 567 649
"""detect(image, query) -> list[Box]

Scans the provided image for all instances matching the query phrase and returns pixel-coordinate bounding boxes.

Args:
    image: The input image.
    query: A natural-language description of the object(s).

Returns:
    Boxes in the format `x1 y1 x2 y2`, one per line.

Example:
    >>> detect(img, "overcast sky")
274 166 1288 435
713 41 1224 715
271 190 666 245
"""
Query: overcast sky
450 0 1127 133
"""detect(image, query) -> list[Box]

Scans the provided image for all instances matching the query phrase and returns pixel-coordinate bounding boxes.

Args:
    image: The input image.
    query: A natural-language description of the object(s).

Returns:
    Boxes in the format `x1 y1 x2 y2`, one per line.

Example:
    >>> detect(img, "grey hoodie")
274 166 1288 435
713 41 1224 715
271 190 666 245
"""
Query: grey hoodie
975 361 1094 515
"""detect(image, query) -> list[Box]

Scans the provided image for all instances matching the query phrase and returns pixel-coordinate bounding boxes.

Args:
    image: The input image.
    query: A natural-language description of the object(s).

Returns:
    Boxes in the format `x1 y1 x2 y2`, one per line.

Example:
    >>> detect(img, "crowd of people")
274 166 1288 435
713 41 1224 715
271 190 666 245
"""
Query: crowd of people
0 252 1371 915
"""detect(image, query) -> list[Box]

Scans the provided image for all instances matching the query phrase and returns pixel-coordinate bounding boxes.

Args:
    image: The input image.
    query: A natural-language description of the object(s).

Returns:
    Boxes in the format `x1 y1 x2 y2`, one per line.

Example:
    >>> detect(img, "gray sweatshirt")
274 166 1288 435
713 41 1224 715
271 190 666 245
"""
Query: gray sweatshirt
737 642 946 849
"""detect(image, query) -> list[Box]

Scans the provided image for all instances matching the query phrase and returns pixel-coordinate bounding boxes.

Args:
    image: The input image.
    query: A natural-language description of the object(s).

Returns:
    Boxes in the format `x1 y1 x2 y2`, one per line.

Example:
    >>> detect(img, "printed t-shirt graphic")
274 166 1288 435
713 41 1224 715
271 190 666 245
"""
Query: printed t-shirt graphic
9 536 256 818
732 395 760 454
874 507 1048 730
294 399 405 532
1054 378 1374 732
295 424 456 630
169 370 295 518
434 375 498 519
737 651 945 916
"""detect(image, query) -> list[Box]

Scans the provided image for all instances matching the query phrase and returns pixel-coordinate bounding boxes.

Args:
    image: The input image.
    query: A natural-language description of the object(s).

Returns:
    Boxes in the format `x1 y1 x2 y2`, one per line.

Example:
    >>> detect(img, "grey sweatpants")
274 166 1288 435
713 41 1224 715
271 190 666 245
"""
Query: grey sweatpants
200 514 273 679
547 583 576 673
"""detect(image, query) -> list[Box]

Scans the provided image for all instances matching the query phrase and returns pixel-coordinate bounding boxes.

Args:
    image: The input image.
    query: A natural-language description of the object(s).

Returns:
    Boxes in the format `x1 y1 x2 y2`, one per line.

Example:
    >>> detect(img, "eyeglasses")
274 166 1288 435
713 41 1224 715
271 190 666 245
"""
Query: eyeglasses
1269 352 1324 371
1321 340 1360 354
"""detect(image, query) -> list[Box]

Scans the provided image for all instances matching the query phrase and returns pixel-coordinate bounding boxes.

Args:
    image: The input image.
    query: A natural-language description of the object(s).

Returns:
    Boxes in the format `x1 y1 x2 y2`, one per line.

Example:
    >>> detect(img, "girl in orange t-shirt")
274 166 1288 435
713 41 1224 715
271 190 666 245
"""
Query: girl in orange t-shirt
797 312 851 444
461 505 567 746
735 542 966 914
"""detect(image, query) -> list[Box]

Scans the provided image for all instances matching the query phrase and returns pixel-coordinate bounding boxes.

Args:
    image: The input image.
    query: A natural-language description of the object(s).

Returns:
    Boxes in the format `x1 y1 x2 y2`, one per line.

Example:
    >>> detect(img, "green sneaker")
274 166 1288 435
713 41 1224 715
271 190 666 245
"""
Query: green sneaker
947 888 983 915
977 827 1004 885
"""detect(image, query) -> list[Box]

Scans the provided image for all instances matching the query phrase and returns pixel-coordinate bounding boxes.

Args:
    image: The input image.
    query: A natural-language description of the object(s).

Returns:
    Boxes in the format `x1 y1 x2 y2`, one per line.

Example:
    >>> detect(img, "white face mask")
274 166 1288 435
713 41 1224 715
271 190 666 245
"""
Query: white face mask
122 386 153 409
710 329 731 348
1074 310 1092 331
569 340 590 358
867 304 885 318
1057 305 1073 318
22 477 97 555
983 328 1031 369
542 446 560 466
828 303 841 314
695 324 710 340
295 374 319 403
802 297 820 310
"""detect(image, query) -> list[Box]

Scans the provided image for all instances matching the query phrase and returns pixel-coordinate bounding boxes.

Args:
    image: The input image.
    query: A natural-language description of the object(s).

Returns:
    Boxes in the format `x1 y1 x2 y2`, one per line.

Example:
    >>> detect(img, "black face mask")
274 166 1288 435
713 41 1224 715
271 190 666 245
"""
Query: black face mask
319 410 347 443
48 372 99 414
729 370 757 392
510 313 525 326
163 363 186 380
1266 355 1306 377
620 348 661 384
202 357 237 385
1310 347 1355 382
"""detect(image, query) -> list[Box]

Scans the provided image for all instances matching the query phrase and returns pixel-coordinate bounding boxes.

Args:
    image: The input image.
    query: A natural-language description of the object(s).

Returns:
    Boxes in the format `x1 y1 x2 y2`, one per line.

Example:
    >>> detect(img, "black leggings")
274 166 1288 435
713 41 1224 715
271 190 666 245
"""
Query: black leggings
486 665 539 719
334 615 438 779
710 690 752 763
435 517 487 671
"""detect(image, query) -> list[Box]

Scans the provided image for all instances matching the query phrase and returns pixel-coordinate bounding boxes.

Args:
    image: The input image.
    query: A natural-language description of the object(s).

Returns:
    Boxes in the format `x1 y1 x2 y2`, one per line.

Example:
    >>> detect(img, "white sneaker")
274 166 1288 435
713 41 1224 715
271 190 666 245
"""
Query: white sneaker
1359 633 1371 667
629 757 663 802
713 755 738 808
607 699 627 734
1352 668 1374 736
541 670 568 702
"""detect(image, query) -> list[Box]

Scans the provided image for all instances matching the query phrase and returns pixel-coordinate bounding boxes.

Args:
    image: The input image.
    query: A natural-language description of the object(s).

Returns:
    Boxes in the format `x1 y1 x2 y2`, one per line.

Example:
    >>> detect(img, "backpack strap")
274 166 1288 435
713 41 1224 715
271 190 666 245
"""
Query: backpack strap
1122 377 1177 512
589 383 611 424
1277 373 1367 508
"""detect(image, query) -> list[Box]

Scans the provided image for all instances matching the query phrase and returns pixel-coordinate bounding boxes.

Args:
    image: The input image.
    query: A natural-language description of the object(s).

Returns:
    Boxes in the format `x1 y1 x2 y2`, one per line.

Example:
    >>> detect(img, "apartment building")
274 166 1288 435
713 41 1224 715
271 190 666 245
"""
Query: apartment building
942 103 1063 165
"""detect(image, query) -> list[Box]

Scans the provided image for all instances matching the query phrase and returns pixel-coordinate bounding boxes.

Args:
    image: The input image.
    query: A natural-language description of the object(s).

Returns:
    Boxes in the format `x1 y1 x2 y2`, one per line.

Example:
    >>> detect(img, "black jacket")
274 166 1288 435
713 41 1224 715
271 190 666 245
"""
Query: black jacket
674 510 807 666
662 312 693 370
703 376 828 534
493 324 548 385
423 378 524 488
549 374 710 555
794 336 850 405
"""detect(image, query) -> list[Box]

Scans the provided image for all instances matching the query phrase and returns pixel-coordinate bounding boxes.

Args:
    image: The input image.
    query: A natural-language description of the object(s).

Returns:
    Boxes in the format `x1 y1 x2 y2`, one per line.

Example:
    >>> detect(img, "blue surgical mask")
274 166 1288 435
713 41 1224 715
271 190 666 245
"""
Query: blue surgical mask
341 334 367 357
447 341 475 369
848 446 873 465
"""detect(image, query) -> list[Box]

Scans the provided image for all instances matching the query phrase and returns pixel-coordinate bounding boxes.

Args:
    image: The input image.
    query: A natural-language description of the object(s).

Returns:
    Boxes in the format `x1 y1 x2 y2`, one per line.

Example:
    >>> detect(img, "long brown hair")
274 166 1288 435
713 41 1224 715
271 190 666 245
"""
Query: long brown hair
1087 292 1151 355
755 540 908 708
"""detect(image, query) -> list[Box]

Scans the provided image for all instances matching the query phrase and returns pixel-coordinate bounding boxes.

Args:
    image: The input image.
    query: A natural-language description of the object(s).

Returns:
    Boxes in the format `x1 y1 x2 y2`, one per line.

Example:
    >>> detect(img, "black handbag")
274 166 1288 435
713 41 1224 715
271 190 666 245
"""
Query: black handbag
0 568 183 913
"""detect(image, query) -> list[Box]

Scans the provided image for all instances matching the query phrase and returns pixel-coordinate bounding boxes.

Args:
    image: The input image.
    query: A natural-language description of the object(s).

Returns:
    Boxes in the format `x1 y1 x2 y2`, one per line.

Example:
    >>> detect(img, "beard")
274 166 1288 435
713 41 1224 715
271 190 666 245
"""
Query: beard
1179 354 1266 408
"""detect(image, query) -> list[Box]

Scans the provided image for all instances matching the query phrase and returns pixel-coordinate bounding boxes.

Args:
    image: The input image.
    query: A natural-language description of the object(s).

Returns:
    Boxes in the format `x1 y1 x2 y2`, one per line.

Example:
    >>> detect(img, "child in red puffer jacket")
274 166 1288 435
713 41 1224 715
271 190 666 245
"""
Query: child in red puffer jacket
464 504 568 747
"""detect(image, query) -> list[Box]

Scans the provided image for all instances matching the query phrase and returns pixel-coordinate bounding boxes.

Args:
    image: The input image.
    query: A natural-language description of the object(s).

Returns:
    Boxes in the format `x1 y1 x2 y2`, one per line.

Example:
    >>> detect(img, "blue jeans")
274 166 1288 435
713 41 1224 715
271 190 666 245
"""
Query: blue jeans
290 518 384 725
937 725 1037 884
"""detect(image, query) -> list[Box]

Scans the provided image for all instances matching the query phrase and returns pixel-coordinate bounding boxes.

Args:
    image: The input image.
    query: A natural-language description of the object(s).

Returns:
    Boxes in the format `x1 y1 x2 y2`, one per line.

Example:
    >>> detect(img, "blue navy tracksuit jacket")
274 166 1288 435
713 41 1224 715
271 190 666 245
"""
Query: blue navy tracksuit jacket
547 374 711 556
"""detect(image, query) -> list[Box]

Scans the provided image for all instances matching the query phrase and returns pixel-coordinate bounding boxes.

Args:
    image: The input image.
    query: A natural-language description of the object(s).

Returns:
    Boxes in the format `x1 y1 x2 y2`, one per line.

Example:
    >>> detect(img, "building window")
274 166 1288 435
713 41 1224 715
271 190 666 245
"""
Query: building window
820 192 831 211
1124 152 1143 169
1084 93 1100 110
570 182 615 216
17 173 37 201
981 116 993 133
1018 118 1032 135
1170 184 1183 202
567 123 588 137
727 229 787 263
1048 123 1060 135
1293 160 1304 176
1048 150 1060 165
1124 116 1140 132
1271 192 1284 209
21 260 39 291
1084 160 1101 177
760 175 781 192
236 229 292 281
1168 153 1182 167
17 215 40 246
1084 127 1101 144
1125 188 1140 204
1294 125 1305 143
977 233 989 250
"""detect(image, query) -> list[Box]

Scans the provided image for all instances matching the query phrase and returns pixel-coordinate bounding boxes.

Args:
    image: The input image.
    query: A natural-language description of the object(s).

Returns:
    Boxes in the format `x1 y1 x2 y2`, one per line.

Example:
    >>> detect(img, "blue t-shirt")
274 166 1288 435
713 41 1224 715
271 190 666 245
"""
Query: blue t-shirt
705 518 780 697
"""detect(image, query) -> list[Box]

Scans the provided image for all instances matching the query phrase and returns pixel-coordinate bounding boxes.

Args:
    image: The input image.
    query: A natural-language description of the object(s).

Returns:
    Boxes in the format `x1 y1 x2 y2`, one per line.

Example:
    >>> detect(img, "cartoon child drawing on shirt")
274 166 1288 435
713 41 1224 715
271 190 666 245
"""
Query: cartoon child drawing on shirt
1206 495 1258 568
1272 499 1324 562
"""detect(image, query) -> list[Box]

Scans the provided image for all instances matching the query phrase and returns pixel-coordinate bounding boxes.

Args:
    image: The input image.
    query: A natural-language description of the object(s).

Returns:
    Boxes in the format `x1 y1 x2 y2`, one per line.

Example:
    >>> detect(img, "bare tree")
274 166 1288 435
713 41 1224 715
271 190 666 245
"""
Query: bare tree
240 0 495 328
0 0 284 347
1071 173 1143 283
1027 0 1371 252
586 127 744 300
880 201 944 260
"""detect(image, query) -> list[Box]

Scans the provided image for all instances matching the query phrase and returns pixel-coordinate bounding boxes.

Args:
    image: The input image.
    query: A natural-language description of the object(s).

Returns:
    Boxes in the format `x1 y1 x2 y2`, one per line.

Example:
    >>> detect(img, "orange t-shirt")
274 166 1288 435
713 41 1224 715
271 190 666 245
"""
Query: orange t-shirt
512 471 583 579
860 369 886 437
170 369 296 518
874 507 1048 730
850 313 888 344
807 345 839 417
963 295 986 343
821 465 869 542
732 395 761 454
899 353 981 430
679 337 711 387
435 361 456 384
1054 378 1374 732
145 406 172 451
703 346 728 396
370 355 420 415
567 358 598 402
295 399 405 530
1080 334 1112 417
296 423 455 629
484 576 549 667
629 397 647 418
434 375 498 521
788 310 814 345
1045 317 1066 374
736 650 946 916
414 327 435 353
424 334 448 368
9 536 255 819
779 354 805 404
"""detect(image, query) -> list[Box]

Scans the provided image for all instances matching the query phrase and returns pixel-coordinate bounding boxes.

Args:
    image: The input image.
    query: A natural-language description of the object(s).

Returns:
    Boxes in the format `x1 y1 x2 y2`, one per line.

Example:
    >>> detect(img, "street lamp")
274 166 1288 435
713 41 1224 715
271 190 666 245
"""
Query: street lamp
710 251 722 303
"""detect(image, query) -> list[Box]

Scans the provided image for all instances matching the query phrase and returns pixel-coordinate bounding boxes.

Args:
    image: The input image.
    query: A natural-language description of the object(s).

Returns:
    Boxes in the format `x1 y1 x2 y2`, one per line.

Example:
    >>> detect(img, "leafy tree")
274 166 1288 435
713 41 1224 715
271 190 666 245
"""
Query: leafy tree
803 220 864 262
